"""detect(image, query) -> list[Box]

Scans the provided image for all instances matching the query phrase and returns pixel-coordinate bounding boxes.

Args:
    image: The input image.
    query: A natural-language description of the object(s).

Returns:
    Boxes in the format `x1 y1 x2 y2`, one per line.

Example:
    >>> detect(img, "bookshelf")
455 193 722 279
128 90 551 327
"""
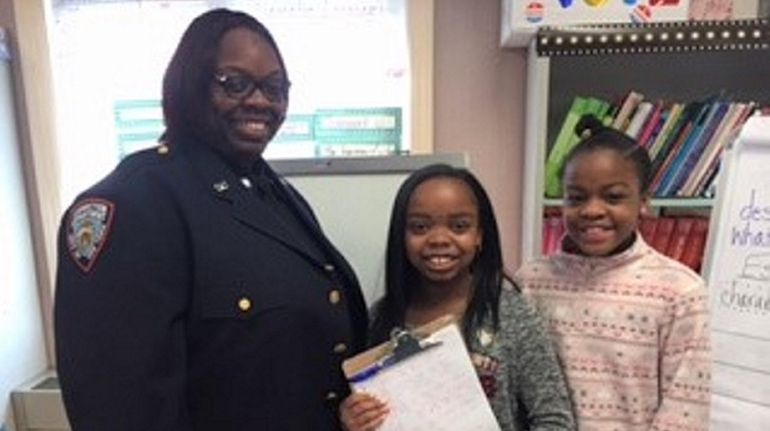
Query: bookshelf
543 198 714 208
521 19 770 264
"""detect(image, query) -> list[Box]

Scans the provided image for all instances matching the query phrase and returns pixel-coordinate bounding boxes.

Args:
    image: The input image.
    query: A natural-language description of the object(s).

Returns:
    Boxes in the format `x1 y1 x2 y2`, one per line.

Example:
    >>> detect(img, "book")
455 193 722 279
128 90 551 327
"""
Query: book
657 98 719 196
680 217 709 271
650 116 698 195
639 216 659 245
544 96 611 197
542 215 564 256
648 102 684 160
671 101 730 197
649 101 707 195
649 102 696 175
602 96 623 127
544 96 587 198
611 90 645 131
692 102 757 196
637 101 665 149
665 100 729 196
651 217 676 254
665 217 695 262
625 101 655 139
697 159 722 198
678 102 742 196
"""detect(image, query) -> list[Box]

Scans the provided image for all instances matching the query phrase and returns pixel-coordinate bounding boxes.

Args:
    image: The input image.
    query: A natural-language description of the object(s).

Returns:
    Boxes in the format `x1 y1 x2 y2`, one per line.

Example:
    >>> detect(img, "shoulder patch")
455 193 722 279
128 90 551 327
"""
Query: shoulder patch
66 198 115 273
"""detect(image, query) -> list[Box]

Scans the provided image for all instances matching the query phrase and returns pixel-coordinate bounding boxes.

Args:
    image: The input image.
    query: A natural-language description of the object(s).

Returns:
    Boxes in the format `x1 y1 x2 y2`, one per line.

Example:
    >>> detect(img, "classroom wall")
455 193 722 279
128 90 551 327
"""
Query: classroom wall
434 0 527 270
0 5 49 431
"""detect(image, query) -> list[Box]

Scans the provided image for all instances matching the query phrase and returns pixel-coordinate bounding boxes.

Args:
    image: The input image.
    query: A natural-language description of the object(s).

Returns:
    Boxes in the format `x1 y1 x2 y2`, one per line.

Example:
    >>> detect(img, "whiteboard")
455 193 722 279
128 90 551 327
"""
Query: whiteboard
270 154 468 306
702 115 770 430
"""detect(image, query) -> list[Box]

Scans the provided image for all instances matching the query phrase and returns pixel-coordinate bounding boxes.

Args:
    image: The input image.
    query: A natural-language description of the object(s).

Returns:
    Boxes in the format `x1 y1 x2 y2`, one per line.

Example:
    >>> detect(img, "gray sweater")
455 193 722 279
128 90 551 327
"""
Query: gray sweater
466 284 575 430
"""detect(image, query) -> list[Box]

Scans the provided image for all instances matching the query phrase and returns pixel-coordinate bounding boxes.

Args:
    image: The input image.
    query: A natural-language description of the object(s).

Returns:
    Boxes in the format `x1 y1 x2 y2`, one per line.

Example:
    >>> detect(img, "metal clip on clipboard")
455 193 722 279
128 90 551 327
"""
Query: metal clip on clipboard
387 328 442 366
348 327 443 383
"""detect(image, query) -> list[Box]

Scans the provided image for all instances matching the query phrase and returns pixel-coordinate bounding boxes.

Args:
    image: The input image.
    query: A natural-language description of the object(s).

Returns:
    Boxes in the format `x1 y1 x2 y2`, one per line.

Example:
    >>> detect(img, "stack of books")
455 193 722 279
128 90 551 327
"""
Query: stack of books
544 92 759 198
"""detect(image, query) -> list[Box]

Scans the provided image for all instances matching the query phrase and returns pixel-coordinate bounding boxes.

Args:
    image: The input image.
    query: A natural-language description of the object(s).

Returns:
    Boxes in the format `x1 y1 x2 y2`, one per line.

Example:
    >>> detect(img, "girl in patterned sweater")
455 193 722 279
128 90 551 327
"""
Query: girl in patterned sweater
340 164 575 430
515 115 711 431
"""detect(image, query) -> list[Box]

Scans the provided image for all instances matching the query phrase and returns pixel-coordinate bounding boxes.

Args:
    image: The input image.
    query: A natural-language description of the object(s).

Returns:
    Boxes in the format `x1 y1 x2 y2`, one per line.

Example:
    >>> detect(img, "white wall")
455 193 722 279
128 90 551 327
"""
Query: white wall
434 0 527 269
0 43 48 431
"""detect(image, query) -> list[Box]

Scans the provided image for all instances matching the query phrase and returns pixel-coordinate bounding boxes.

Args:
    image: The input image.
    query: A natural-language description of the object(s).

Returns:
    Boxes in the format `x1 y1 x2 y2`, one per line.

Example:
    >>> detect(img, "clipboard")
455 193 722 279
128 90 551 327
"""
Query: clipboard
342 315 501 431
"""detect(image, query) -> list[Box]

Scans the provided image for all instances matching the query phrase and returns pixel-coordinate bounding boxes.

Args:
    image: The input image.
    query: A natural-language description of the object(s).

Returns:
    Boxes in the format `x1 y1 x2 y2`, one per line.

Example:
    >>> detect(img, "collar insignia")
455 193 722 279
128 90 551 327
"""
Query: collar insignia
66 198 115 273
213 180 230 193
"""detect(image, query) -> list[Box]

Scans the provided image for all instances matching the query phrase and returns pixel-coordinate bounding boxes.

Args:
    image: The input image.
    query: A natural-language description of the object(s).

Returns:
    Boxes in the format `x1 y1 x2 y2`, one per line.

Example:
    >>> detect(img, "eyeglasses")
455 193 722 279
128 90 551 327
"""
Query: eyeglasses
213 71 290 103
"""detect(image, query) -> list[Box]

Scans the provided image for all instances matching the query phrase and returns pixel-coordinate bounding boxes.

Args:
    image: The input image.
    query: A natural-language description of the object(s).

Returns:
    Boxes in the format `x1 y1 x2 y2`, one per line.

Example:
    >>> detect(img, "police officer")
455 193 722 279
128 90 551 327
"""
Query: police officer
54 9 367 430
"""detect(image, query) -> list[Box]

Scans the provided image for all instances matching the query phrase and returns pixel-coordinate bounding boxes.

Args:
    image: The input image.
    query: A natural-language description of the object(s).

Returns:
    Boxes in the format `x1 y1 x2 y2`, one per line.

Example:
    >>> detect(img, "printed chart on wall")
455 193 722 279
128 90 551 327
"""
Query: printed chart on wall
702 115 770 430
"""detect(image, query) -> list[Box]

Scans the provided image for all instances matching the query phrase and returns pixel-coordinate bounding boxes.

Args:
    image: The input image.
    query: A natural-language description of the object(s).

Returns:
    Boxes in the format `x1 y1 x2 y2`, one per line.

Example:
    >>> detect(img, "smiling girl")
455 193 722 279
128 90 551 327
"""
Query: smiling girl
340 164 574 431
515 115 711 431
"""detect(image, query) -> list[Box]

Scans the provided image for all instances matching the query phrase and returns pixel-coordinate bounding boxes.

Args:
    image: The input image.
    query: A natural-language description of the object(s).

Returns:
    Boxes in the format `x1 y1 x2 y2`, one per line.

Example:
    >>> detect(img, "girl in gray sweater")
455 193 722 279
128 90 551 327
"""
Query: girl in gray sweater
340 164 575 431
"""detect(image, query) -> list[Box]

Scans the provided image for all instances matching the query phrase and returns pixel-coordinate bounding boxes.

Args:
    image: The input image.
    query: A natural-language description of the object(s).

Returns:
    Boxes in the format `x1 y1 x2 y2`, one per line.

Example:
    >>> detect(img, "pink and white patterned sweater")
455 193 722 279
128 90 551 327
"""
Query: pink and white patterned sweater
514 236 711 431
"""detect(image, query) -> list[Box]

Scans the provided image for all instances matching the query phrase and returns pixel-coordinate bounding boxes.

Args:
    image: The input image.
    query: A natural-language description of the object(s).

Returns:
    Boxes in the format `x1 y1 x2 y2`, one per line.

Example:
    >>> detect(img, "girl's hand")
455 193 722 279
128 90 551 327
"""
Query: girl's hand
339 392 389 431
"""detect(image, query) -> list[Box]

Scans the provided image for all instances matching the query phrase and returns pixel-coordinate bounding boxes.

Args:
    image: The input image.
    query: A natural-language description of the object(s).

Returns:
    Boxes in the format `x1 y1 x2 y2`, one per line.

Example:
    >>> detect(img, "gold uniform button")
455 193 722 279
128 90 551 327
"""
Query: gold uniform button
156 144 169 155
237 297 252 312
325 391 338 401
323 263 335 273
328 290 341 304
333 343 347 354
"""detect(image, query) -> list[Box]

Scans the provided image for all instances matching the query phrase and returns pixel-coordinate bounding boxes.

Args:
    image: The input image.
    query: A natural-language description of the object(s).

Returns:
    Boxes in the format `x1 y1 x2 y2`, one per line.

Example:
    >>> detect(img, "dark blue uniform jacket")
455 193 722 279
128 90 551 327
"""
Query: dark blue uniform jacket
54 140 368 430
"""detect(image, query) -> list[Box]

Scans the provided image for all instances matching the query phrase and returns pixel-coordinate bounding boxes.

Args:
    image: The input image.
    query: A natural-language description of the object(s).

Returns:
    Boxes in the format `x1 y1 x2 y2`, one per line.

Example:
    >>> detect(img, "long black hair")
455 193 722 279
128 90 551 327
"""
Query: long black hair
161 8 287 144
369 164 507 344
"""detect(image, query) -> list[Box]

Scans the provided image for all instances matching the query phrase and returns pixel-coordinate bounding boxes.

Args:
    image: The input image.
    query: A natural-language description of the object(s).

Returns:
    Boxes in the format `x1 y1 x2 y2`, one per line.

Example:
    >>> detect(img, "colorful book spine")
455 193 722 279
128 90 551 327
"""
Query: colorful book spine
648 101 699 189
611 91 645 130
679 102 742 196
671 101 730 196
650 117 697 195
637 101 665 149
625 101 655 139
680 217 710 271
648 103 684 160
660 99 725 196
692 102 757 196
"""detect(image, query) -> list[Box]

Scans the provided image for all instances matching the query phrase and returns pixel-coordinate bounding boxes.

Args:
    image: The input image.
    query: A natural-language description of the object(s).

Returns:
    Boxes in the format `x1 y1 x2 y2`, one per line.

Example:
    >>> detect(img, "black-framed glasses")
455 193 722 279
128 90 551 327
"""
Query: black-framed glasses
213 71 290 103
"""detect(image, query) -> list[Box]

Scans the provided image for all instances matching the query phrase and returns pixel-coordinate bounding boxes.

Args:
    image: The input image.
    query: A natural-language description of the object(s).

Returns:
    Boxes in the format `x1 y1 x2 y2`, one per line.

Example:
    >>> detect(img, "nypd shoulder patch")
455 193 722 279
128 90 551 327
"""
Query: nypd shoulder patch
66 198 115 273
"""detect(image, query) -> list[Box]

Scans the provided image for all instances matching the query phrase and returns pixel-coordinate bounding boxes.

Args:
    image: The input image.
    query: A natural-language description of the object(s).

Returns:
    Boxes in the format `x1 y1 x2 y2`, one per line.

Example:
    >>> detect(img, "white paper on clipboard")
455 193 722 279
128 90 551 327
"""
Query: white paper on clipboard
342 315 500 431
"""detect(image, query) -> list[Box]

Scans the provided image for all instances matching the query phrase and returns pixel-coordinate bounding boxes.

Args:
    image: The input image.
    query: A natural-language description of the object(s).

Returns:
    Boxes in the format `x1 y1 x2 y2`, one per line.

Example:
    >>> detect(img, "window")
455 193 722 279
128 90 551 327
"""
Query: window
49 0 414 206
